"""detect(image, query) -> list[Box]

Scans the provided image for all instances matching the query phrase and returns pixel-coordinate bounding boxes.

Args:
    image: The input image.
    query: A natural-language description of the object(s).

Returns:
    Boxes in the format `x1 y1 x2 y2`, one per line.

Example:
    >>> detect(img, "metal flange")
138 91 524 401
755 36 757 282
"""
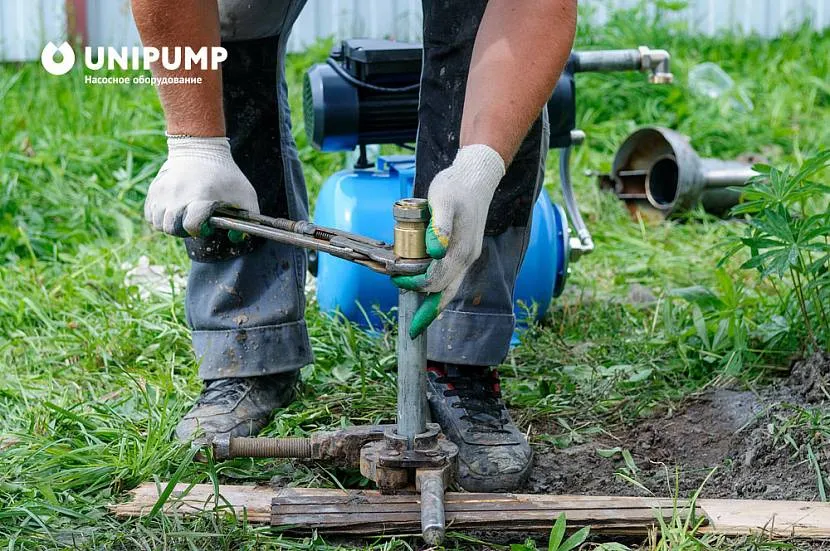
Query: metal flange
359 423 458 492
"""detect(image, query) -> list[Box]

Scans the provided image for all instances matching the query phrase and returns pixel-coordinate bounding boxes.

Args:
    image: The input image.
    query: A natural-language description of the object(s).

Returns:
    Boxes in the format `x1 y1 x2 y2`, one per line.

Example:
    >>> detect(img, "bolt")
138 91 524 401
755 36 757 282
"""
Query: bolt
222 436 313 459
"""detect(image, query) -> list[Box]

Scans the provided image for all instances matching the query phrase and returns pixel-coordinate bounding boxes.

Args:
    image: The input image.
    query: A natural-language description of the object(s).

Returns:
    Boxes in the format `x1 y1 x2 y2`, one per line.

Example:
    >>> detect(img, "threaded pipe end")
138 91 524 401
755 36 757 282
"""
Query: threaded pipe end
228 437 312 458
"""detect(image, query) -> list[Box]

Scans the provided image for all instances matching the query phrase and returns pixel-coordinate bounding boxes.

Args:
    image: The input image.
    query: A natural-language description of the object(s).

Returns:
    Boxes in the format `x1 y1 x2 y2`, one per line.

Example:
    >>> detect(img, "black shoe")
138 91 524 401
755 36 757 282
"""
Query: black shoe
426 363 533 492
175 372 299 443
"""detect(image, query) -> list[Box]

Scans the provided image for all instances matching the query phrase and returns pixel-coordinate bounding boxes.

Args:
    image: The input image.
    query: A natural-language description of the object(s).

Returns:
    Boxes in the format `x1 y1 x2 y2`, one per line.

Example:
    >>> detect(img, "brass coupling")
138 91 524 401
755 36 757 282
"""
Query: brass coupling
393 198 430 260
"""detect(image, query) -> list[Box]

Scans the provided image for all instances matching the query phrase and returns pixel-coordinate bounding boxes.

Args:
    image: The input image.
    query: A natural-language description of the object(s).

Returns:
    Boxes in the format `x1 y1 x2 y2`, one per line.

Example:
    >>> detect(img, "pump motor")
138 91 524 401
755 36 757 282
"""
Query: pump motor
303 39 592 152
303 39 422 152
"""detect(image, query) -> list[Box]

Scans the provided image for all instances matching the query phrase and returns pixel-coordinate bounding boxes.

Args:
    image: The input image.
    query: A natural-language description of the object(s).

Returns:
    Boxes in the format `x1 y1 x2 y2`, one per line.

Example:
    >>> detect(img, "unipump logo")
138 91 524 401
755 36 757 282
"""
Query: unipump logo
39 42 228 85
41 41 76 75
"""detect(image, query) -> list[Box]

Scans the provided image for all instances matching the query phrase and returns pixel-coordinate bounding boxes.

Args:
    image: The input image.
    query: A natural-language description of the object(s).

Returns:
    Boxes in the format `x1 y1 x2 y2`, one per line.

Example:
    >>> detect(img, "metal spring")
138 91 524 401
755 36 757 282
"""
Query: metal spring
228 437 313 458
269 218 297 232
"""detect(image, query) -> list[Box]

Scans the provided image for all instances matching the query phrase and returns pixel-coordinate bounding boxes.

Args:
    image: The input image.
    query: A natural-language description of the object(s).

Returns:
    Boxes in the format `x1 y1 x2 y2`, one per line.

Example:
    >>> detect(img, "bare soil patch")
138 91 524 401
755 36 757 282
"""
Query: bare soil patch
526 352 830 501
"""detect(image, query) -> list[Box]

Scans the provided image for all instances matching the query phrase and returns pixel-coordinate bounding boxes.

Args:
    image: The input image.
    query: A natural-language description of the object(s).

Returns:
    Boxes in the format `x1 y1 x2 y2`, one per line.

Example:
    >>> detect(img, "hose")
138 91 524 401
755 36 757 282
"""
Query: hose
559 146 594 253
326 58 421 94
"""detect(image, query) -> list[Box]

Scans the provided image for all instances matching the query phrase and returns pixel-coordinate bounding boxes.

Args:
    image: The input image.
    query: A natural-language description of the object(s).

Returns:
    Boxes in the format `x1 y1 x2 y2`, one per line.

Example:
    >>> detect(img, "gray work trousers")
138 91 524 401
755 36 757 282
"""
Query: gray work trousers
186 0 549 380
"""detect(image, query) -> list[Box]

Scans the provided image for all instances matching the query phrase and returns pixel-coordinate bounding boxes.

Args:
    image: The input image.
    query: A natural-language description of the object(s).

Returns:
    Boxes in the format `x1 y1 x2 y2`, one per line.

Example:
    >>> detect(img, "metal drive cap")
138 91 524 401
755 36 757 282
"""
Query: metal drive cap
393 198 430 222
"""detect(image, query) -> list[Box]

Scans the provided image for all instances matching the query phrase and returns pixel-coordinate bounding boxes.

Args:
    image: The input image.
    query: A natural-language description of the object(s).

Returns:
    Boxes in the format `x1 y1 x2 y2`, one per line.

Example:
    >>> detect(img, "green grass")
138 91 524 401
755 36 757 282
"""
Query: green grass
1 6 829 549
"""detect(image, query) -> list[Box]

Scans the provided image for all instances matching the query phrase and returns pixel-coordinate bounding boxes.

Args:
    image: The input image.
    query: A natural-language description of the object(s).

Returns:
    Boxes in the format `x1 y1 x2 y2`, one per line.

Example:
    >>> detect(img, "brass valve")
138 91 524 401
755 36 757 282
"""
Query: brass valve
393 198 430 260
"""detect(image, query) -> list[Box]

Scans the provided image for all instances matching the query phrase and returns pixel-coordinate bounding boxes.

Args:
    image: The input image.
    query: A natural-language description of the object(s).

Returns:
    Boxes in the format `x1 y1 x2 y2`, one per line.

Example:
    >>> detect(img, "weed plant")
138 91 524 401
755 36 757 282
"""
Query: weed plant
723 151 830 351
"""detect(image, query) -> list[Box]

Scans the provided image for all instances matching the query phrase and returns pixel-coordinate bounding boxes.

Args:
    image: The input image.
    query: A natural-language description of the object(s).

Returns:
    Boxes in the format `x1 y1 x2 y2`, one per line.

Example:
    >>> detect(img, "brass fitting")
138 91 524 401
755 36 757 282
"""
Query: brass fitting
393 198 430 260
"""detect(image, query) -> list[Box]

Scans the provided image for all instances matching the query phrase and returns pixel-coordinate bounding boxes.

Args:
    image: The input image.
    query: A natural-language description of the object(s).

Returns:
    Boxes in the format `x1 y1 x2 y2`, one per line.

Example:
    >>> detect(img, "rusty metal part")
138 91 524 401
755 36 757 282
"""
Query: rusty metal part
217 436 312 459
211 425 388 465
359 424 457 492
208 208 430 276
392 198 429 259
207 423 457 543
359 424 457 545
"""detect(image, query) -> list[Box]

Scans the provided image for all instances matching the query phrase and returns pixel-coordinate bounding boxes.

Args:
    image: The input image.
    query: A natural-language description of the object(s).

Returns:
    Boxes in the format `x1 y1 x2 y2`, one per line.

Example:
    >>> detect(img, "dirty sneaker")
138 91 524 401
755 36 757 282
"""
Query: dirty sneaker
426 363 532 492
175 372 299 443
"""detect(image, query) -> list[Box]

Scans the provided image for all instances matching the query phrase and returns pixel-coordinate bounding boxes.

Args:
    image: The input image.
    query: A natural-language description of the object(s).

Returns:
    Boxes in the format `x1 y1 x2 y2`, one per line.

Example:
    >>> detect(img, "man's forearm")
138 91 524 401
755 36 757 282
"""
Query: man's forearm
461 0 577 163
131 0 225 136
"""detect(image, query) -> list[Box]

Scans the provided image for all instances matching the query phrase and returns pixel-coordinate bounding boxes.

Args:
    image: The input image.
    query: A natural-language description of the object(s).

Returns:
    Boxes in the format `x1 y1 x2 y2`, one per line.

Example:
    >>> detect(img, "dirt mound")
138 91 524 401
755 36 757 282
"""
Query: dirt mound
526 352 830 501
788 351 830 404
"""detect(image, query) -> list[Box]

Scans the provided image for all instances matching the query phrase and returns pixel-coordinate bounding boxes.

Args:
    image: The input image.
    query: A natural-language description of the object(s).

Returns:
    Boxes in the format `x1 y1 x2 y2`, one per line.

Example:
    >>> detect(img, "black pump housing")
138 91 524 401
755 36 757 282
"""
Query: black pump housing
303 39 578 152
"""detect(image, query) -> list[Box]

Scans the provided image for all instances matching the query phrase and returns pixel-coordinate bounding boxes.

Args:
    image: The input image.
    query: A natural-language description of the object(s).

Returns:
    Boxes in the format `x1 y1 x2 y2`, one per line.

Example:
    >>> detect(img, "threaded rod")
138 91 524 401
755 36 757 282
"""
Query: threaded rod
228 437 312 458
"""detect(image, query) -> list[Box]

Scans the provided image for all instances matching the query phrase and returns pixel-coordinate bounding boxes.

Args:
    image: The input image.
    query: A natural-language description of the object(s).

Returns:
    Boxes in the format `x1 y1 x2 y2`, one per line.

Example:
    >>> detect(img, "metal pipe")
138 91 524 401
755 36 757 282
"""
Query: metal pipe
418 470 446 546
397 289 428 445
573 48 642 73
393 199 430 447
700 159 758 188
644 48 673 84
572 46 673 83
643 155 756 213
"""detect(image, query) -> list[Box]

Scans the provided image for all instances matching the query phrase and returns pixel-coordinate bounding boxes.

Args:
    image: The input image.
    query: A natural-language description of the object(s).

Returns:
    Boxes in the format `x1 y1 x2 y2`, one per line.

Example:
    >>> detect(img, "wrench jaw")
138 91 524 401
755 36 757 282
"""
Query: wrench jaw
208 209 430 276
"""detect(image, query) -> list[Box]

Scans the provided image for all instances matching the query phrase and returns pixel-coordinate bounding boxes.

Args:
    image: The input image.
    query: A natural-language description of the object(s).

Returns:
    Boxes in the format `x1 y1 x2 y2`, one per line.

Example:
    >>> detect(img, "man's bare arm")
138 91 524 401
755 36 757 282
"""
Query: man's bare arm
395 1 577 335
131 0 225 136
461 0 577 163
133 0 259 237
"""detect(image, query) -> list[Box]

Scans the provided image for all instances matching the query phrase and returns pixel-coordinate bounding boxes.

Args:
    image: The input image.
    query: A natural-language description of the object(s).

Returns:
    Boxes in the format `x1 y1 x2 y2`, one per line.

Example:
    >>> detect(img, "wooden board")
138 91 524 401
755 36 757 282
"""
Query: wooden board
112 483 830 539
698 499 830 539
268 488 698 535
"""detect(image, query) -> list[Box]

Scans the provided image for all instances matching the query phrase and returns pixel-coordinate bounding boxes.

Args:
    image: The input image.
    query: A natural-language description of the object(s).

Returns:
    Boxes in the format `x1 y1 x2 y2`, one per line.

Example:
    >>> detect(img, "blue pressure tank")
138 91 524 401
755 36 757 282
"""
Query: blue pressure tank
314 155 569 330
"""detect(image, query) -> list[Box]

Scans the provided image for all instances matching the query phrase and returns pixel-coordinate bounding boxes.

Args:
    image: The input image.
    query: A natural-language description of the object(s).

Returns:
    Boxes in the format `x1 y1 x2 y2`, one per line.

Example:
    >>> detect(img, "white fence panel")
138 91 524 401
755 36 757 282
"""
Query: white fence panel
1 0 828 62
287 0 422 51
0 0 65 62
87 0 140 50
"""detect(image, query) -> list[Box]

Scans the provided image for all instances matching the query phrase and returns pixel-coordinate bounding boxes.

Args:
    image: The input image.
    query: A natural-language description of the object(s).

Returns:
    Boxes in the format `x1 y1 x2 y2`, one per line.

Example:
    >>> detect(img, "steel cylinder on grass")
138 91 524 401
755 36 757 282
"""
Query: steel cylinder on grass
610 127 758 216
313 155 569 330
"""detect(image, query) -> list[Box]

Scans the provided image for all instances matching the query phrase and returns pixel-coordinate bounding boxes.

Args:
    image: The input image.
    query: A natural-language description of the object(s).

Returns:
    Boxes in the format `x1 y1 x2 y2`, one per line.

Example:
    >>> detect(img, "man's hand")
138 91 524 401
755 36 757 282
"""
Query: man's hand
393 145 505 338
145 137 259 236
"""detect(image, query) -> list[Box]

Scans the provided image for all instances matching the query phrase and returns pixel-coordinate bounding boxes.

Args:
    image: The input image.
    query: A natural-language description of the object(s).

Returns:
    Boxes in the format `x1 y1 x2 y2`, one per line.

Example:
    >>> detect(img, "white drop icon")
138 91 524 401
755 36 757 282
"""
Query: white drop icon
41 41 76 75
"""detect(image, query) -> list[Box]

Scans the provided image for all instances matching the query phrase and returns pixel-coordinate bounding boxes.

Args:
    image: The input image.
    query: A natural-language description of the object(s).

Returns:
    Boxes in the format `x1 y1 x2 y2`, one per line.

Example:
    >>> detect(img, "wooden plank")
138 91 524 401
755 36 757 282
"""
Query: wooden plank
274 509 669 523
274 502 681 515
270 490 696 534
112 483 830 539
113 482 275 522
275 496 686 512
274 489 684 510
698 499 830 538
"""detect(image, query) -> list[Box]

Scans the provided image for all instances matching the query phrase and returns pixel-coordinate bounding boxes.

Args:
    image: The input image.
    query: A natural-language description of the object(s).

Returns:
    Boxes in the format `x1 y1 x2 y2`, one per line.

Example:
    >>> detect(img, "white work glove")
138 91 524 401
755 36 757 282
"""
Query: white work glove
144 136 259 237
393 144 506 337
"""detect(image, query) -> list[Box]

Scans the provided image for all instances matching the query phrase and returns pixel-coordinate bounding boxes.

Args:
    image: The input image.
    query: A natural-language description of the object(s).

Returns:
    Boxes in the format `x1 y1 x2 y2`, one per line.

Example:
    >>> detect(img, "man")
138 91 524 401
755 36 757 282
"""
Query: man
132 0 576 492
